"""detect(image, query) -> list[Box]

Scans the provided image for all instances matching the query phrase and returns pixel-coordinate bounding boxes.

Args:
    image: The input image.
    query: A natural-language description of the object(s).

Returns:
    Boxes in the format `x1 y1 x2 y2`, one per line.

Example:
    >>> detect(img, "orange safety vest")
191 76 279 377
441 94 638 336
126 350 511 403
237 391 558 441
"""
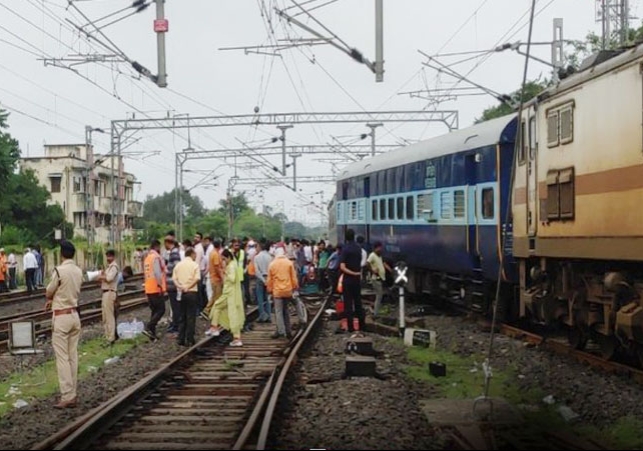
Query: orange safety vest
0 256 6 281
144 251 166 294
247 255 256 276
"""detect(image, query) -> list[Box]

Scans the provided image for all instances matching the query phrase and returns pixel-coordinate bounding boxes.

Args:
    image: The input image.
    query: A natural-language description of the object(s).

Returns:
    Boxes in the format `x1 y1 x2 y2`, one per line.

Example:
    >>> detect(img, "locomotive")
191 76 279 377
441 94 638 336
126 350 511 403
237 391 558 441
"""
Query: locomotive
332 46 643 363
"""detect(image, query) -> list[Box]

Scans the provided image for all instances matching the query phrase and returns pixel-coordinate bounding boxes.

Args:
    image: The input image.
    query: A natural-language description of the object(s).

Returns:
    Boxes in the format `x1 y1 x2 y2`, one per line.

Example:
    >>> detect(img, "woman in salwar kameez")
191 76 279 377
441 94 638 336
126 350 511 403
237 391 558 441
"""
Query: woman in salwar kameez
206 249 246 346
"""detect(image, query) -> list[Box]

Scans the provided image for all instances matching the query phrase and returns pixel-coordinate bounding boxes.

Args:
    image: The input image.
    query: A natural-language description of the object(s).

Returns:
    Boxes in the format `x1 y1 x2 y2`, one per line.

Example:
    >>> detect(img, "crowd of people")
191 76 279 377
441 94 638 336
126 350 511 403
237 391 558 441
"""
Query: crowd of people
38 228 394 409
0 246 46 293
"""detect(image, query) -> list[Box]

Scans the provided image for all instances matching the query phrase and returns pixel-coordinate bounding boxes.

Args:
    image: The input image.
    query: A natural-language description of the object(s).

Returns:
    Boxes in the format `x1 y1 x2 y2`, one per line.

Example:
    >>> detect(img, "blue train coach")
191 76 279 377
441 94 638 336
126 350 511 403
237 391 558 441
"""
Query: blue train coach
335 114 518 309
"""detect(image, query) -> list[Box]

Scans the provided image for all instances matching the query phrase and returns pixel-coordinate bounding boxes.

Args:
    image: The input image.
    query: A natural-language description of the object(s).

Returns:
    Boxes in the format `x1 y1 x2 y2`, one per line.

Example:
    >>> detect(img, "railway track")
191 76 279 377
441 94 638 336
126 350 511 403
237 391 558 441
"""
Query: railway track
33 293 328 451
0 276 144 309
0 290 148 353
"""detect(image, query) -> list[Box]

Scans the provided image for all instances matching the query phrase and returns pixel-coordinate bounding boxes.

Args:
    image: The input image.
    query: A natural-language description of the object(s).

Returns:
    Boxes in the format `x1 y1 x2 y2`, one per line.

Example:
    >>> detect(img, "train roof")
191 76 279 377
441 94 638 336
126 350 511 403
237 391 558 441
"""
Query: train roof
337 114 516 181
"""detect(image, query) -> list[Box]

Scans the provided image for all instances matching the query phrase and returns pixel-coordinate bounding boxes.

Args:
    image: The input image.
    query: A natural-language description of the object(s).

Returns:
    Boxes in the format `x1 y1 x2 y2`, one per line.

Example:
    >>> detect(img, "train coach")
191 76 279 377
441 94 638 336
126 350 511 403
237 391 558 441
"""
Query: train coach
332 45 643 364
334 114 518 314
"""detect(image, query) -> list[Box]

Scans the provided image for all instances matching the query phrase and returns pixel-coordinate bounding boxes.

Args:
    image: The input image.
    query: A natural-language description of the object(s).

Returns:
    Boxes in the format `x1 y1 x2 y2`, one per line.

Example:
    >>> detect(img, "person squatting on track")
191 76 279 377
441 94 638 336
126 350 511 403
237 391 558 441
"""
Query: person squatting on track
98 249 119 345
206 249 245 347
45 240 83 409
172 247 200 347
143 239 167 342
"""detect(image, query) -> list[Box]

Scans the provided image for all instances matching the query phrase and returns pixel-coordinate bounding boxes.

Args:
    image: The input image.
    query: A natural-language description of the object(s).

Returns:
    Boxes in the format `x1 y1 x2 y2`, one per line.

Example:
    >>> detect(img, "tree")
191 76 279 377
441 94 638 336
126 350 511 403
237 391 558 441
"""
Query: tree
142 188 205 224
0 108 19 190
566 23 643 69
0 109 73 247
475 79 550 123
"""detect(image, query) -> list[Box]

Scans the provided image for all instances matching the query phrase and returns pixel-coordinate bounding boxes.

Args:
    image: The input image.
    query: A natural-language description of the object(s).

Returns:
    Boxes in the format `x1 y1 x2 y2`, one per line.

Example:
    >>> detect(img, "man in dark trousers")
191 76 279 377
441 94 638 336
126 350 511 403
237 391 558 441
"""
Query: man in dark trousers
340 228 365 332
172 247 200 346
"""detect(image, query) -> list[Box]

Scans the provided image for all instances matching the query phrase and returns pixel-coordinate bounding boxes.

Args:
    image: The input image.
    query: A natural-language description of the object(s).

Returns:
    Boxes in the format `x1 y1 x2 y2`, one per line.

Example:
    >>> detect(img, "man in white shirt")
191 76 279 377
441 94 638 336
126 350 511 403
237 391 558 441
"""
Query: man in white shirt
23 247 38 292
7 252 18 290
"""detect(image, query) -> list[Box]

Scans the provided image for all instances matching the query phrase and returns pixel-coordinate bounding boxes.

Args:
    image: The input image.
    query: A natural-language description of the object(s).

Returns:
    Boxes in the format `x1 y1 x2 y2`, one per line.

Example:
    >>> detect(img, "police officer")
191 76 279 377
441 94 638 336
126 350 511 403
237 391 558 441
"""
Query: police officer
98 249 119 345
45 241 83 409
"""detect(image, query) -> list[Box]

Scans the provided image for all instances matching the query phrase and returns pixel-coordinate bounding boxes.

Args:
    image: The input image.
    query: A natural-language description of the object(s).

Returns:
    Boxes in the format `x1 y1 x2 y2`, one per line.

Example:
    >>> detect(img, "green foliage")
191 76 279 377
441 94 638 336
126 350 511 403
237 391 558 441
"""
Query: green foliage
0 109 20 190
566 23 643 69
0 334 146 418
0 109 73 248
475 79 550 123
142 188 205 224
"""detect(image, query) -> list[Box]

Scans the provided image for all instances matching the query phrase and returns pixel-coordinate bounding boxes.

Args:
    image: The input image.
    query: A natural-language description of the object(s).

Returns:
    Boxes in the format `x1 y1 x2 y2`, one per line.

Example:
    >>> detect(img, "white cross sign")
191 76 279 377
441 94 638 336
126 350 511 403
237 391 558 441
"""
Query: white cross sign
395 266 408 284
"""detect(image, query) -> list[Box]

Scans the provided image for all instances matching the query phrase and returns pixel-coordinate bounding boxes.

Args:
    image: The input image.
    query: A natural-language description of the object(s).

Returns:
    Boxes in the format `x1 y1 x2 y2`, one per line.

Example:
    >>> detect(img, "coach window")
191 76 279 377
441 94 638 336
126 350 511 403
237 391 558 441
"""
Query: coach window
482 188 494 219
397 197 404 220
372 200 378 221
454 190 465 218
440 191 452 219
380 199 386 220
406 196 414 220
388 198 395 220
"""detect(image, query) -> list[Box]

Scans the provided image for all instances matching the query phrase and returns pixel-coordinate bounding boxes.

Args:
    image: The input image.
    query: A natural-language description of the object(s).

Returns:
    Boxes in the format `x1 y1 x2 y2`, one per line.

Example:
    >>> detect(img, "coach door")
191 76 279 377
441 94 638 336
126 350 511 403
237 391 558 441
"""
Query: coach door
465 154 481 265
527 111 538 237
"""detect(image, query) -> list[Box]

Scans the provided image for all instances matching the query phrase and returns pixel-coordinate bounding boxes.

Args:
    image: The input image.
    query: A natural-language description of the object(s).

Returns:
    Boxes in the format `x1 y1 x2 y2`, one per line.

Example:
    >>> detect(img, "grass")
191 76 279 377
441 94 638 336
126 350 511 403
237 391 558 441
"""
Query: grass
400 339 643 450
0 335 147 417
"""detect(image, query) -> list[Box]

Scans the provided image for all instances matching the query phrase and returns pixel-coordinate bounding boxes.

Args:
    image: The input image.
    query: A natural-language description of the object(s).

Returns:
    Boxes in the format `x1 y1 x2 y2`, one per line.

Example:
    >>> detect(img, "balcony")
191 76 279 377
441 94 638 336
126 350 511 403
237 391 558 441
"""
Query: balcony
127 201 143 217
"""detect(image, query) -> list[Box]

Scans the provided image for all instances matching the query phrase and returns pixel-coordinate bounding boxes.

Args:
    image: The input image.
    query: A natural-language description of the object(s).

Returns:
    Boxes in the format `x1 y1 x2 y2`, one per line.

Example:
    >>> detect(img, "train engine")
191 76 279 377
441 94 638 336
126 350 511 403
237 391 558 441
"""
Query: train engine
512 47 643 363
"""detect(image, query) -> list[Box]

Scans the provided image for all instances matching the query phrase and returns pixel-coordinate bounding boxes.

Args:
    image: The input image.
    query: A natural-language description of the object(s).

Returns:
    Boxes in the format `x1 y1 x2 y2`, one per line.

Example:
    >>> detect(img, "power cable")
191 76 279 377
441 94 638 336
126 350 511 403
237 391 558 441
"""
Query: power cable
484 0 538 400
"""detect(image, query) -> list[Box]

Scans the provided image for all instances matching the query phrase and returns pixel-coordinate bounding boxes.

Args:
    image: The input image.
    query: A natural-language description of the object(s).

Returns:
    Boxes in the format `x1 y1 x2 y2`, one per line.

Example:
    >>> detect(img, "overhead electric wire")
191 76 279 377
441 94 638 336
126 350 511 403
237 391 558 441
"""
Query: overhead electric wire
485 0 538 400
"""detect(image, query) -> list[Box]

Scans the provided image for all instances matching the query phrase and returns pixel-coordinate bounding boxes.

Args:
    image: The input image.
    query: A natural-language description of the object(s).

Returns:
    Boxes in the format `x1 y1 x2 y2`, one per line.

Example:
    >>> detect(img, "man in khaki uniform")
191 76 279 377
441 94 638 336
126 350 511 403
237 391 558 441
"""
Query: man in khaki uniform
98 249 119 344
45 241 83 409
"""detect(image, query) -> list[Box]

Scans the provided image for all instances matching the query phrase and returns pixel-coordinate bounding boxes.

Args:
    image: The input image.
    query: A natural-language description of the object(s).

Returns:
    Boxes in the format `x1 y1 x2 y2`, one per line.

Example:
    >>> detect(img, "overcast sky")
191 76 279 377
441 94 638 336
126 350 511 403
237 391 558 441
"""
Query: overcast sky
1 0 638 225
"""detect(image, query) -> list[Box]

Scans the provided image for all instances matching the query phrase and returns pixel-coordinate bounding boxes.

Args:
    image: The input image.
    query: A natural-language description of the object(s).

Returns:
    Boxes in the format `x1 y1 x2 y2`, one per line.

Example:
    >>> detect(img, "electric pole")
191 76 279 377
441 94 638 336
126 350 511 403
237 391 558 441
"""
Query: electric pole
375 0 384 82
277 125 293 175
366 123 383 156
154 0 168 87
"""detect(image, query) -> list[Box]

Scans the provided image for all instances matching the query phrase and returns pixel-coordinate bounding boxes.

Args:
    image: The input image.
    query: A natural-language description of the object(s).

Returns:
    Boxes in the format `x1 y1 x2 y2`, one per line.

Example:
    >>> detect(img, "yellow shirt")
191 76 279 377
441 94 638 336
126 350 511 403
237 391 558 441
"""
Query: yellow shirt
172 258 201 292
46 259 83 310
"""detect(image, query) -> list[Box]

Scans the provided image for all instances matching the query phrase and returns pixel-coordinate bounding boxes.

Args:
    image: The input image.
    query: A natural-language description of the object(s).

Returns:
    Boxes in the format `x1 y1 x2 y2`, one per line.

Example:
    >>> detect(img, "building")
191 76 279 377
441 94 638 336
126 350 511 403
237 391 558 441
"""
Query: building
20 144 143 244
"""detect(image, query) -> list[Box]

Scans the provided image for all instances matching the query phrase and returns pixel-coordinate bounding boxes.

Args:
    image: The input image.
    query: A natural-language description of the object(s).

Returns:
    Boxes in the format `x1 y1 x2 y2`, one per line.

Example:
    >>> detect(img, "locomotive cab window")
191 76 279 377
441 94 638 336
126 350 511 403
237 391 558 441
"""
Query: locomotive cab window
546 167 575 220
547 101 574 148
518 120 527 164
482 188 494 219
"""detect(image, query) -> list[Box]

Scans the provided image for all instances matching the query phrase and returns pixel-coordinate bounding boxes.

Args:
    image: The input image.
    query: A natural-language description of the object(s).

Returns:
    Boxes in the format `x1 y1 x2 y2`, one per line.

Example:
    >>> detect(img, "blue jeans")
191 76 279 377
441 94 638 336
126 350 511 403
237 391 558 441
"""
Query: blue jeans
255 279 271 321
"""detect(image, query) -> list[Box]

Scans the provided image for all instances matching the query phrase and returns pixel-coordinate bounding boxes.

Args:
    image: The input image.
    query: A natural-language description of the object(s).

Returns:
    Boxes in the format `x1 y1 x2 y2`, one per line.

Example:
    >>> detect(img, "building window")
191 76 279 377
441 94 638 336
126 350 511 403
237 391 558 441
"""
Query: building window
440 191 452 219
454 190 465 218
406 196 414 220
372 200 378 221
396 197 404 220
482 188 494 219
73 177 81 193
388 198 394 220
380 199 386 220
546 167 575 220
50 177 61 193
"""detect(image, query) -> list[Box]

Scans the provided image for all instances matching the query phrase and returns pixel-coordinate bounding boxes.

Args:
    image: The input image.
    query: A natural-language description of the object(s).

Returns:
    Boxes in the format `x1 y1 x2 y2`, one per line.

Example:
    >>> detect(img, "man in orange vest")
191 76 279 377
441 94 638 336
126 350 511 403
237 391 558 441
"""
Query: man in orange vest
143 239 167 342
0 249 7 293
